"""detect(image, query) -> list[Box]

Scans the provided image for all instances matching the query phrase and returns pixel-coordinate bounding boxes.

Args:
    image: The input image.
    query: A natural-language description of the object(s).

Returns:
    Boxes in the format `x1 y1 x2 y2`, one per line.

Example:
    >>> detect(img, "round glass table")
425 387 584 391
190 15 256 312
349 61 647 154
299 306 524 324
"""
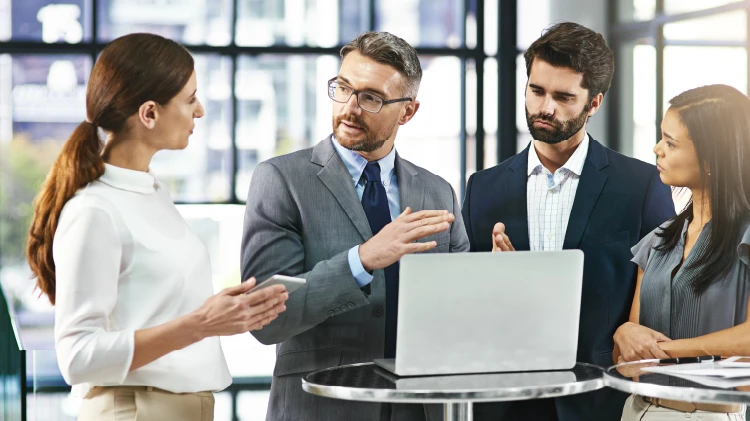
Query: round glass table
302 362 604 421
604 361 750 404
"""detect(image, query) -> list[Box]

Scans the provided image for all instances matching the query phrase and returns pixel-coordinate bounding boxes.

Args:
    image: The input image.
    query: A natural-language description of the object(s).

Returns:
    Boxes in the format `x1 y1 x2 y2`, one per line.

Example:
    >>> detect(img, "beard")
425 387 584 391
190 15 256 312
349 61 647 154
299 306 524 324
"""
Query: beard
332 114 397 153
525 104 589 145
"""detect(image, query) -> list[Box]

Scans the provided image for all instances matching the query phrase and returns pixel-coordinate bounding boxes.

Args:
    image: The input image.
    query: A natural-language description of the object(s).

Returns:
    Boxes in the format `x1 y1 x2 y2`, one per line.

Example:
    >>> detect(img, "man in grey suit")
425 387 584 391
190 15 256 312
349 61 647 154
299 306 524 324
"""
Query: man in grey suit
241 31 469 421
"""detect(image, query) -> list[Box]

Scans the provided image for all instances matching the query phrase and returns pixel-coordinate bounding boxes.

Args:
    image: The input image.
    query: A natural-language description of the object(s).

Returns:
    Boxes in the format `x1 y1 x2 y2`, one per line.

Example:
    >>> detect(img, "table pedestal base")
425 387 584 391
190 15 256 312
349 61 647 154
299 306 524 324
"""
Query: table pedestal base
444 402 472 421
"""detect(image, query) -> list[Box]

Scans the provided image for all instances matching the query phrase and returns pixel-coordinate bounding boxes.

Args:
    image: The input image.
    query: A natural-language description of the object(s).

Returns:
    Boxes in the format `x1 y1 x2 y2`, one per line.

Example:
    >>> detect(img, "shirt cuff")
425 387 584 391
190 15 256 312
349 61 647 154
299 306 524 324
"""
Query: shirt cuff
348 245 373 287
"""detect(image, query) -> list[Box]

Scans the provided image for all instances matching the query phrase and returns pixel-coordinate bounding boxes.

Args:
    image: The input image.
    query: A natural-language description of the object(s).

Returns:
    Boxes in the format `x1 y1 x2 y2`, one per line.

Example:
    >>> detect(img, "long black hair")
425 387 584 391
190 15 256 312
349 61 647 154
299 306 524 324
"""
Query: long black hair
655 84 750 293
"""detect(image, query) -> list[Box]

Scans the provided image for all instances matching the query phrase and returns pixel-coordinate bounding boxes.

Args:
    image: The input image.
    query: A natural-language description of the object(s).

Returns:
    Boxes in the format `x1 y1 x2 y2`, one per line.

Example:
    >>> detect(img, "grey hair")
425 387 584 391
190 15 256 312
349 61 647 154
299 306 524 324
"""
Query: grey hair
340 31 422 99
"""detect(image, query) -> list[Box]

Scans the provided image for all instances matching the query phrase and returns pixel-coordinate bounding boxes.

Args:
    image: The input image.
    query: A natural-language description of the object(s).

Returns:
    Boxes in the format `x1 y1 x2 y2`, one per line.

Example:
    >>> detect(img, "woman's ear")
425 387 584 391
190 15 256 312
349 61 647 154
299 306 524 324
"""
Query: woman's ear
137 101 159 130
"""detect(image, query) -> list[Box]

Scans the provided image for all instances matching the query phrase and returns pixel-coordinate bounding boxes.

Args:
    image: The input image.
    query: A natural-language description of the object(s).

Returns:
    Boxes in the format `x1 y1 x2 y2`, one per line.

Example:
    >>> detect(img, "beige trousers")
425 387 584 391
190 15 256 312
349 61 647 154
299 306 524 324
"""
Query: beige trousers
621 395 746 421
77 386 215 421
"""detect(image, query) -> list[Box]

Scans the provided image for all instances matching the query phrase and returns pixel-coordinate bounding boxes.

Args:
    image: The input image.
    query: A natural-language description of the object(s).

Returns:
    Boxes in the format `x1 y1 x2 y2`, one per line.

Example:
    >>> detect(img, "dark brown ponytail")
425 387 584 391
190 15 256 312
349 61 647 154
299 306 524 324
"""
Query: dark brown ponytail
27 122 104 304
26 33 194 304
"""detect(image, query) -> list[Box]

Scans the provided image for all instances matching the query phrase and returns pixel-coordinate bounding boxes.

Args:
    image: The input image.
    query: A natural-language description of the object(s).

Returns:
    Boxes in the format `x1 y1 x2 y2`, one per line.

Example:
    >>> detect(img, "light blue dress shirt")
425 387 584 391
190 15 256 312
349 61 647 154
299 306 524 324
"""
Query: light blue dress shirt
330 136 400 287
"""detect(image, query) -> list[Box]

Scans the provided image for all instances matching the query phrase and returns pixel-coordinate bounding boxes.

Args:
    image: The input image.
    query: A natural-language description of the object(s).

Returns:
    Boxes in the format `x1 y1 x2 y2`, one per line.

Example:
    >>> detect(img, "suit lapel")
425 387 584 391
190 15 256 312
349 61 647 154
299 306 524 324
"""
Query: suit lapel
395 155 424 213
563 136 609 249
313 137 373 240
505 147 531 251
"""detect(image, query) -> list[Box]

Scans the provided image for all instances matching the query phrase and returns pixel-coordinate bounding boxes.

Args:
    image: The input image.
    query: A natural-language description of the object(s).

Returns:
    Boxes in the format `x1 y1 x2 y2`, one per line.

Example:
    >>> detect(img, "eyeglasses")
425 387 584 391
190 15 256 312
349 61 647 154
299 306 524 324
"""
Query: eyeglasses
327 77 412 113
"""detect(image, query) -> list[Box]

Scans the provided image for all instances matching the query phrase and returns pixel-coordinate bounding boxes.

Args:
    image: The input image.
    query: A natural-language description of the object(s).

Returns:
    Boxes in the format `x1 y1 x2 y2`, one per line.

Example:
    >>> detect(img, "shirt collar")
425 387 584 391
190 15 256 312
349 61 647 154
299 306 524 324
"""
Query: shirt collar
331 135 397 185
99 163 160 193
527 133 590 176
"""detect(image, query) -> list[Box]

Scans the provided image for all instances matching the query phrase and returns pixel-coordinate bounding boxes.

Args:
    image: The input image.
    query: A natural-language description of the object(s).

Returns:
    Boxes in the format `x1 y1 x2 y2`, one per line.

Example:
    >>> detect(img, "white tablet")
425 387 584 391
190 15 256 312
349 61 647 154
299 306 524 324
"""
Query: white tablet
247 274 306 294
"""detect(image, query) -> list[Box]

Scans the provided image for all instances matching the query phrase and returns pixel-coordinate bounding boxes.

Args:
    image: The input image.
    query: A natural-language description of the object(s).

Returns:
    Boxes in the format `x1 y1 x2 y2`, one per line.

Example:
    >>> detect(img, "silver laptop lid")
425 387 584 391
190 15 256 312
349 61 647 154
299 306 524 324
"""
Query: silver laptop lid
395 250 584 376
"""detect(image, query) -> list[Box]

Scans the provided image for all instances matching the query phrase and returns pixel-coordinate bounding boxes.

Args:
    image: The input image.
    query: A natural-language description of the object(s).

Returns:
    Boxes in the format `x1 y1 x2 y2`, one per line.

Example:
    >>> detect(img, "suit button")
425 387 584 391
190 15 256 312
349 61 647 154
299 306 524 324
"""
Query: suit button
347 302 355 310
334 307 342 315
372 305 384 317
328 310 334 316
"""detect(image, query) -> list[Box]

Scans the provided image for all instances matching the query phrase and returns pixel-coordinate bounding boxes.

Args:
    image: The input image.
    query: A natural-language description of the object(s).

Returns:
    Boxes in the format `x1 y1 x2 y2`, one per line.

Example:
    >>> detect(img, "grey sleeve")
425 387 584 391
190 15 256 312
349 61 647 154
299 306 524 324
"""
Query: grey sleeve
631 228 661 271
738 222 750 270
448 184 470 253
241 161 370 345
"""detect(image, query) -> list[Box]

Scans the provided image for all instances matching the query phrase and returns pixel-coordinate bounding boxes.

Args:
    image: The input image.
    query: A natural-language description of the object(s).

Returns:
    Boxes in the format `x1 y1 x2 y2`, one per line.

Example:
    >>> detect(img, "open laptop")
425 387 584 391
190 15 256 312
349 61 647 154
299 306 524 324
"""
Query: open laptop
374 250 584 377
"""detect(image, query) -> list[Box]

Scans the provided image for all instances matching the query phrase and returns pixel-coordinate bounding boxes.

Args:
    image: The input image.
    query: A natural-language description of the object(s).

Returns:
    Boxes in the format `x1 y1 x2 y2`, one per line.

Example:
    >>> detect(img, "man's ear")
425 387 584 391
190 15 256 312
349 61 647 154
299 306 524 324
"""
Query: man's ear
137 101 159 129
398 100 420 125
587 92 604 117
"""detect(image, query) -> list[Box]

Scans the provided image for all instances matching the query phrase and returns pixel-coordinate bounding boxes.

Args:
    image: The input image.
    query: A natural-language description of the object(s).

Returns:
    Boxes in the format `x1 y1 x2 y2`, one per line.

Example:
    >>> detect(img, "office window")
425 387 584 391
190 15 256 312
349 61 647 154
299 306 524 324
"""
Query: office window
664 9 746 42
664 0 743 15
98 0 234 45
376 0 465 48
0 54 91 270
4 0 92 43
235 0 367 47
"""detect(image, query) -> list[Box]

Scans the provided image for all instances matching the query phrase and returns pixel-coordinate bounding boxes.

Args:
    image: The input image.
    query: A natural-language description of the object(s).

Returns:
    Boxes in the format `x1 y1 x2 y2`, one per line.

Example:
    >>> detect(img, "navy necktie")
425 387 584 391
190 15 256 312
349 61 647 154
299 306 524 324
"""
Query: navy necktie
361 162 399 358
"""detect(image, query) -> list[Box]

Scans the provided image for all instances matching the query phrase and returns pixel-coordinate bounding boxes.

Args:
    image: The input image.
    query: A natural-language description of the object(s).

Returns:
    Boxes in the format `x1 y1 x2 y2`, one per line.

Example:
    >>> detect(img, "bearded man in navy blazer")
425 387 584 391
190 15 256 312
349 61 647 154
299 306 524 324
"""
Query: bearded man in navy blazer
463 22 675 421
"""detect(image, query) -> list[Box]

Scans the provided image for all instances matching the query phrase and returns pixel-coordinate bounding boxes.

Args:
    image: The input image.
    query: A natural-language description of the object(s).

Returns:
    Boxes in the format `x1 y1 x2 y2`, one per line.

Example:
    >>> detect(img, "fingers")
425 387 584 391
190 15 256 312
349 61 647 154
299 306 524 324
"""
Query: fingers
653 331 671 342
400 209 450 223
648 344 670 360
242 284 288 305
405 214 455 231
403 221 451 243
247 302 287 331
491 222 514 252
220 278 257 296
492 232 514 251
248 292 289 316
402 241 438 254
492 222 506 236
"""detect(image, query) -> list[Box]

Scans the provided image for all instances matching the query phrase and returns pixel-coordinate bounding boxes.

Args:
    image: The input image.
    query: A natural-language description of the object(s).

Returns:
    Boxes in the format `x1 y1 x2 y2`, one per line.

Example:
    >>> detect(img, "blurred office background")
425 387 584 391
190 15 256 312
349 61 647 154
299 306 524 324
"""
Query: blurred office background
0 0 747 419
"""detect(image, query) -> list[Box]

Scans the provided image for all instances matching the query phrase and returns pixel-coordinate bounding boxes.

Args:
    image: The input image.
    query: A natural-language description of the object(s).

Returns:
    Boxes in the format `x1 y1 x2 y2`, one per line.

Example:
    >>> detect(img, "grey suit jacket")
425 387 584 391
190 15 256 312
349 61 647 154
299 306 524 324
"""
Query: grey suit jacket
241 136 469 421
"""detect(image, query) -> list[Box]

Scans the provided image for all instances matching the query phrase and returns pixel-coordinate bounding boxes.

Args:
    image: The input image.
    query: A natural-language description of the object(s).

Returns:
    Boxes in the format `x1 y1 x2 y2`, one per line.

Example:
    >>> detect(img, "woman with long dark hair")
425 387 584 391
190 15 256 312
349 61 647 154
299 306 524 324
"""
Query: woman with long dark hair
613 84 750 420
26 33 288 421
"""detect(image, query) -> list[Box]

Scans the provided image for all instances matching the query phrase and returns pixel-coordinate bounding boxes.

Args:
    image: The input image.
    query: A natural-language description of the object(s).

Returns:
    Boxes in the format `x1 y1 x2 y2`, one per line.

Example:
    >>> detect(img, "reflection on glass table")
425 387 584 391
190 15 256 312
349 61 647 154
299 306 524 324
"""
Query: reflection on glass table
303 362 604 421
604 361 750 404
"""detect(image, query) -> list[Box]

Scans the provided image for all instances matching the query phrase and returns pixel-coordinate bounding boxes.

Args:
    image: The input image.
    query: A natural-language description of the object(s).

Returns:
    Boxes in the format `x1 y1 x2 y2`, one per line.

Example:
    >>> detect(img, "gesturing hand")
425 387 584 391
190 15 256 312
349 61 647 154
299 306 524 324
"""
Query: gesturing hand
491 222 515 252
359 207 453 271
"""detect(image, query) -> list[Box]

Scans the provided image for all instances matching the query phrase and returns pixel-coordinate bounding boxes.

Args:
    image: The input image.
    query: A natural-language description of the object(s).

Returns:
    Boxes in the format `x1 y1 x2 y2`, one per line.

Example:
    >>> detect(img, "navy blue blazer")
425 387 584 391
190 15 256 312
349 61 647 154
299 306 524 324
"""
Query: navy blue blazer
462 136 675 421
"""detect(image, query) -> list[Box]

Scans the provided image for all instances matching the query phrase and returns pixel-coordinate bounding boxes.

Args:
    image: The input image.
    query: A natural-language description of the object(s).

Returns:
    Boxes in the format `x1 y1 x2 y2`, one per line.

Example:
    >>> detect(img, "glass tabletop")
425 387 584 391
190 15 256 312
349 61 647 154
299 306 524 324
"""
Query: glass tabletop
604 361 750 404
302 363 604 403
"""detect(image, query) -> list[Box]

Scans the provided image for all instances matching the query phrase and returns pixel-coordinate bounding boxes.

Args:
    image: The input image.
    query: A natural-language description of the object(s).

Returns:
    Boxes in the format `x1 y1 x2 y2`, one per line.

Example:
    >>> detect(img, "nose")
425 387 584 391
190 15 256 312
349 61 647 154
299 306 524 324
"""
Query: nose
195 99 205 119
653 139 664 156
342 93 362 115
540 95 555 117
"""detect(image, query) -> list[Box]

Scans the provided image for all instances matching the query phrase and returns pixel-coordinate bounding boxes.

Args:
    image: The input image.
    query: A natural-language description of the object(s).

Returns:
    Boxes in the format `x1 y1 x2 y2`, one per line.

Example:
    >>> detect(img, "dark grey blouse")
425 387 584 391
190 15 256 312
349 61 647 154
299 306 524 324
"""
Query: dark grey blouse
632 219 750 339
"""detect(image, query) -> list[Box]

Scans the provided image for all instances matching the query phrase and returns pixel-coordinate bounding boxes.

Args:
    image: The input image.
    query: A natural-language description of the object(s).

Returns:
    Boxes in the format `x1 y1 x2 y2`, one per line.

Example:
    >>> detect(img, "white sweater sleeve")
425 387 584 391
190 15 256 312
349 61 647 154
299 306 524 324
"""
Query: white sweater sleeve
53 205 135 386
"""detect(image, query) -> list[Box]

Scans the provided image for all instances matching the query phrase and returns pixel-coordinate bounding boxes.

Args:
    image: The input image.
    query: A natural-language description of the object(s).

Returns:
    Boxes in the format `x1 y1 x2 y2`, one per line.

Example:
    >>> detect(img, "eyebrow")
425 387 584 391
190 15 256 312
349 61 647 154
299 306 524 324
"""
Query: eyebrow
336 76 388 98
528 83 577 98
190 89 197 97
662 131 680 142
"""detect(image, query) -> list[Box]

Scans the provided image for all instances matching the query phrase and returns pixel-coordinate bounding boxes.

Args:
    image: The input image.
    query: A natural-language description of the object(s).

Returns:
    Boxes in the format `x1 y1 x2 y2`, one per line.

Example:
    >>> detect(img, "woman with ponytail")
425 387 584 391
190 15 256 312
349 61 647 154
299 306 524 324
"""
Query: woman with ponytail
26 33 288 421
613 84 750 420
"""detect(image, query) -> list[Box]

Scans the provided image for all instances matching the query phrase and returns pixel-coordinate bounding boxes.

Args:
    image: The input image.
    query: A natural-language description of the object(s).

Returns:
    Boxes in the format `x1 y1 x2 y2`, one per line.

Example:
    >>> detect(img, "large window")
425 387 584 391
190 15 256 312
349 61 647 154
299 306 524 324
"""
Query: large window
613 0 749 161
0 0 497 419
612 0 749 212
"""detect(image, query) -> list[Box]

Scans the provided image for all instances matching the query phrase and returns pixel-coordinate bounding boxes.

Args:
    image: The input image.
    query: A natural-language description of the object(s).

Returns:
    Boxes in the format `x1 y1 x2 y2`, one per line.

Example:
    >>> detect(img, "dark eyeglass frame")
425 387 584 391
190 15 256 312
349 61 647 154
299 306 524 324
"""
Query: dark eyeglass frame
327 77 413 113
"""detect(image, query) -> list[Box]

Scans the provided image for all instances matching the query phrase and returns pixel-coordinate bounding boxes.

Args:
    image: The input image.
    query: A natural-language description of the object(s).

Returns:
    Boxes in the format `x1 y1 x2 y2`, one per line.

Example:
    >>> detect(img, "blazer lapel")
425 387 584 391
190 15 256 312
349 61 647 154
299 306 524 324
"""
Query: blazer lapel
505 147 531 251
395 155 424 213
313 136 373 240
563 136 609 249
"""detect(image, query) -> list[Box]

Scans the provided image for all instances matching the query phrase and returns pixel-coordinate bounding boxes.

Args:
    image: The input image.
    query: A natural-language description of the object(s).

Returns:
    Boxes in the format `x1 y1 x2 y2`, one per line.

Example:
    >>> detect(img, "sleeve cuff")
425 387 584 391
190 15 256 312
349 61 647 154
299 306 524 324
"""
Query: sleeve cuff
348 246 373 287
